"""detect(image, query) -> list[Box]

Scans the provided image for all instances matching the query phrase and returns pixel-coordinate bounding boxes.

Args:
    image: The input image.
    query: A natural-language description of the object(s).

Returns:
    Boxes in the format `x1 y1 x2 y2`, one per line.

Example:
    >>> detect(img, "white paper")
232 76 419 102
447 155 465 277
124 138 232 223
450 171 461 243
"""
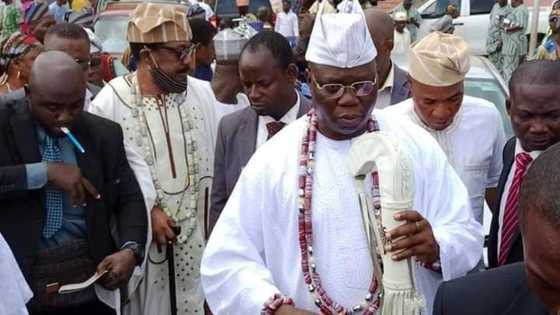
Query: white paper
58 270 108 294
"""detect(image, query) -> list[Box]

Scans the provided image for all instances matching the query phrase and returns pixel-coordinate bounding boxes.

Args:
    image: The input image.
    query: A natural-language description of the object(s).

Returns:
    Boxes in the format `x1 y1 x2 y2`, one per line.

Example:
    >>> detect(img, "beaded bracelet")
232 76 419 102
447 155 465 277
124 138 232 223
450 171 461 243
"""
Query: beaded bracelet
261 293 295 315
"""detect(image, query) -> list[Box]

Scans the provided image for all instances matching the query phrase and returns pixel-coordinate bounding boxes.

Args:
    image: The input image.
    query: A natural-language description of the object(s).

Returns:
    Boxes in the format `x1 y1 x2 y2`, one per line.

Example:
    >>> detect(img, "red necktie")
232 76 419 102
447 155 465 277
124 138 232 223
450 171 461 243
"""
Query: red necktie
498 152 533 266
266 121 286 140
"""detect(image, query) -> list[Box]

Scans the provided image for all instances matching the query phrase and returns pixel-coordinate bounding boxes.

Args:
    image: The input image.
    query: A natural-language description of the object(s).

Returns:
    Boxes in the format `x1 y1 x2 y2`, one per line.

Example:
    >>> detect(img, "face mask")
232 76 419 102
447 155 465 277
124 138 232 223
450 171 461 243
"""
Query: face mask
146 48 188 94
150 66 188 94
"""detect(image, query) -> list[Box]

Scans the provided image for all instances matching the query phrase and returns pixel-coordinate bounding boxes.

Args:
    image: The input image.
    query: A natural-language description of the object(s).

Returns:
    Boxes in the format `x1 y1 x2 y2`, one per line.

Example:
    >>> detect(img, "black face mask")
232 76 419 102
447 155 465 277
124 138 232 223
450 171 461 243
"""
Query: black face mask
150 66 188 94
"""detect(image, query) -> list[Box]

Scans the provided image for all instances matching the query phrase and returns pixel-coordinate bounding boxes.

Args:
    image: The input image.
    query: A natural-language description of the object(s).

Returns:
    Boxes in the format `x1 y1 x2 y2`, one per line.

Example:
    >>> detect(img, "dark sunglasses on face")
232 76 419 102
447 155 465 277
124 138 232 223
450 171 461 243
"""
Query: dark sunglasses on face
312 77 377 100
155 44 199 60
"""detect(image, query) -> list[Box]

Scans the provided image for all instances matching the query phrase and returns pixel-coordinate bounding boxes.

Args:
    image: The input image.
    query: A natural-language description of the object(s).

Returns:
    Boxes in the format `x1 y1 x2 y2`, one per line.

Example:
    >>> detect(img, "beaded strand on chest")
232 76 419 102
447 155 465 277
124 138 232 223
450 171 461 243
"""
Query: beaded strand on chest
297 110 381 315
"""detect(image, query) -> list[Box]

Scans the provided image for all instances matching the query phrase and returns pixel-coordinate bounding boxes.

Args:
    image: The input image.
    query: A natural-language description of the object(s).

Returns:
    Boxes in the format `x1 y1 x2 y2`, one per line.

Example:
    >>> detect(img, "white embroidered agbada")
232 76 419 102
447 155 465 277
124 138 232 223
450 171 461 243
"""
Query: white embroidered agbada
89 74 219 315
0 232 32 315
201 109 483 315
383 95 506 223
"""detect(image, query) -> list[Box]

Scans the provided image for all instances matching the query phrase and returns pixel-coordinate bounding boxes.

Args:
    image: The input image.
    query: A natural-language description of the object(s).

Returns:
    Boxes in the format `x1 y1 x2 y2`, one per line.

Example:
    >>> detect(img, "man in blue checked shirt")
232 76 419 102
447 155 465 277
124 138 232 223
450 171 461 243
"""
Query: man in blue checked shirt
0 51 147 315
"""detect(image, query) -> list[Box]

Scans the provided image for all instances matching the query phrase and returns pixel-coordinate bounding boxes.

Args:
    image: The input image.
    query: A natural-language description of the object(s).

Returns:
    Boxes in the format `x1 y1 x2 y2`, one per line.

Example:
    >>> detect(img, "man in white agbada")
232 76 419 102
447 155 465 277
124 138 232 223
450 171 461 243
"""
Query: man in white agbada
383 32 506 225
0 232 33 315
201 2 483 315
88 3 218 315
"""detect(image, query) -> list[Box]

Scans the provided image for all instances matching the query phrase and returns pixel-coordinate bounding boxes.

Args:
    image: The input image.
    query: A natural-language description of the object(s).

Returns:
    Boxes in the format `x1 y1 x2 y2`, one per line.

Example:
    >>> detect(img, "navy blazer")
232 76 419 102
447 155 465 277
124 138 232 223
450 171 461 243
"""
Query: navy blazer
434 263 548 315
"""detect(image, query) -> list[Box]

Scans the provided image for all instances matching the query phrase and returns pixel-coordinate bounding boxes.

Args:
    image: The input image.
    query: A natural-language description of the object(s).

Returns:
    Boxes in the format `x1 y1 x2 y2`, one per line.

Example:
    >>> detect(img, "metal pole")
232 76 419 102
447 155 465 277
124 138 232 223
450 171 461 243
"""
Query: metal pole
168 225 182 315
528 0 541 58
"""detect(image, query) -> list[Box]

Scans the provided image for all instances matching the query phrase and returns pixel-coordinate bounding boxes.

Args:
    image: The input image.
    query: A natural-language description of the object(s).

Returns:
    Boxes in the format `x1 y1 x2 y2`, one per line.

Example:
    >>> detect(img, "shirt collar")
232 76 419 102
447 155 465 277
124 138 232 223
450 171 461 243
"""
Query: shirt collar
514 138 543 160
259 91 300 124
379 62 395 92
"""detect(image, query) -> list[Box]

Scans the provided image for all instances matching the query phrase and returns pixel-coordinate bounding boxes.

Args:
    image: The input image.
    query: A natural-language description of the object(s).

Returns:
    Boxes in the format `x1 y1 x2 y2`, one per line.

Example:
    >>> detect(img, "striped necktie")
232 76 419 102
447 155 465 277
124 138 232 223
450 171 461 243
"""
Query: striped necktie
498 152 532 265
42 135 64 238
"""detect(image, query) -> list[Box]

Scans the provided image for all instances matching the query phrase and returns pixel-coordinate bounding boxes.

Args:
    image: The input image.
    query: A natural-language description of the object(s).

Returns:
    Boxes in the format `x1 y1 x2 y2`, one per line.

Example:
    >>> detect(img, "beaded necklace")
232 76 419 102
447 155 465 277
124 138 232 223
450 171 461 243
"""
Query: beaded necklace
297 109 381 315
129 74 200 243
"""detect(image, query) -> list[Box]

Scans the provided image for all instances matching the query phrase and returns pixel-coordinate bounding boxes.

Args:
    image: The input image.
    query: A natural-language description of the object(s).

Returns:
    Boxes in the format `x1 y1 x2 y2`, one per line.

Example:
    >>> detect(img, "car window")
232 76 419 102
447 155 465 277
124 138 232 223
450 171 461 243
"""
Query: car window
464 79 513 138
94 16 129 55
421 0 461 19
470 0 494 14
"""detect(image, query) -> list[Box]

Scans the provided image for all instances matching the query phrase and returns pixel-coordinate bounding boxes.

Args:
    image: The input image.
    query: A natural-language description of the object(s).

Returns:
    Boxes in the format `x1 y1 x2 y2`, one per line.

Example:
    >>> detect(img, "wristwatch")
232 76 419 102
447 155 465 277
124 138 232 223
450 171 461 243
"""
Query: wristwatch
121 242 145 265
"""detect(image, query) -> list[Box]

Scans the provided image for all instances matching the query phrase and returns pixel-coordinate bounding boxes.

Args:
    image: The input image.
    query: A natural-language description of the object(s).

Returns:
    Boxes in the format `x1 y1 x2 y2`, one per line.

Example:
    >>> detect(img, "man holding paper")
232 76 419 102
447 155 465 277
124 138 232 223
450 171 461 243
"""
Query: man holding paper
0 51 148 315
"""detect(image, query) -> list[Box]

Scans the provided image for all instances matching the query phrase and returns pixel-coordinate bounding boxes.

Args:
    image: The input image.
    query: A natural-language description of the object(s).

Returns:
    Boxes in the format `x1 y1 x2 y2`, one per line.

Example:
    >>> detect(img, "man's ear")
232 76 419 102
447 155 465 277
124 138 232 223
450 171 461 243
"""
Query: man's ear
385 38 394 54
286 63 299 84
506 98 512 116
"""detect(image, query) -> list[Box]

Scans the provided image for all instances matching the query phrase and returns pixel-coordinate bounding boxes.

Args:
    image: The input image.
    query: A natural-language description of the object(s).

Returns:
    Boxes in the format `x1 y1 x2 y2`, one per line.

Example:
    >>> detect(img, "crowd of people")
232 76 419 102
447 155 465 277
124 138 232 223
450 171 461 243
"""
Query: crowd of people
0 0 560 315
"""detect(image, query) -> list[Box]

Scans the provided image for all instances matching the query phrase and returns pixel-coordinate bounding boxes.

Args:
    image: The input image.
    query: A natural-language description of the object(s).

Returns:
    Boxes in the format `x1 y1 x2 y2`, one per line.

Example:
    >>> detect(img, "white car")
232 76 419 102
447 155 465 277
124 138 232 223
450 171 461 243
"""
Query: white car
414 0 554 55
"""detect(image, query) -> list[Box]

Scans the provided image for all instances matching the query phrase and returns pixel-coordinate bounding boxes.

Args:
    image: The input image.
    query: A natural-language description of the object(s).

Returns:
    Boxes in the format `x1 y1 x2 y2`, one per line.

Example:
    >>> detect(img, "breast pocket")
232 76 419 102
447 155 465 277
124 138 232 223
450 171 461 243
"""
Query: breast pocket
462 164 489 223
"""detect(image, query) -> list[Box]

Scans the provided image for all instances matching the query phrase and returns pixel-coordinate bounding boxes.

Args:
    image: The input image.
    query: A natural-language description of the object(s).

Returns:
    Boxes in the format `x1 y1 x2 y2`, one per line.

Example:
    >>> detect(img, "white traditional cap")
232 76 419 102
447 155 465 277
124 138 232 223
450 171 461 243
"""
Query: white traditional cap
305 0 377 68
393 11 408 22
409 32 470 87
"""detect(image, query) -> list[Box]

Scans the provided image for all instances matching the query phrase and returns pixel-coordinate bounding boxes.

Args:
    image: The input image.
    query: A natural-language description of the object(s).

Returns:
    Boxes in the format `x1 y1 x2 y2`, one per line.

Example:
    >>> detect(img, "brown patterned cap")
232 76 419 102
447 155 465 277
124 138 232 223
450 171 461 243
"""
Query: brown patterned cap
127 3 192 44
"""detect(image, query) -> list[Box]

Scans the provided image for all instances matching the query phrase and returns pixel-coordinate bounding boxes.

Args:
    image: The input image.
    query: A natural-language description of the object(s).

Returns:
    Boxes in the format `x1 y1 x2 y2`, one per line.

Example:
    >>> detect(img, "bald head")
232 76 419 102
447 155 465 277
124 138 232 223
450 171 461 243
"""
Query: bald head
28 51 86 136
30 51 86 92
364 9 394 87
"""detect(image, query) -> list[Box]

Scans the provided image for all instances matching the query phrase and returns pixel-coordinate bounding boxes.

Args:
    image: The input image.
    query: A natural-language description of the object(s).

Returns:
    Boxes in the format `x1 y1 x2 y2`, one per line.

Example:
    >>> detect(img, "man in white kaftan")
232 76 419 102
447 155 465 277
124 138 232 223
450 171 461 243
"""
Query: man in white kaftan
201 3 483 315
384 32 506 224
88 4 218 315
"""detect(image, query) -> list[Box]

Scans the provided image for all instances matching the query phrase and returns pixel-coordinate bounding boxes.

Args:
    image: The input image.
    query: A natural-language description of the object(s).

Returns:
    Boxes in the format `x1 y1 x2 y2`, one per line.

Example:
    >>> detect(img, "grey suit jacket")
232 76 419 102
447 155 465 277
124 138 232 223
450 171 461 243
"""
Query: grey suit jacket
208 93 311 234
390 64 412 105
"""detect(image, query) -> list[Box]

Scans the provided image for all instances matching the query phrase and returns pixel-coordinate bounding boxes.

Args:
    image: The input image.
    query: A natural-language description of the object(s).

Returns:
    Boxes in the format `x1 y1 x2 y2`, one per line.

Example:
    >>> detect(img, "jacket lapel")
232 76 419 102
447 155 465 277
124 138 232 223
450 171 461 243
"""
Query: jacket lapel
390 65 411 105
237 108 258 167
500 286 548 315
9 105 41 163
297 92 312 117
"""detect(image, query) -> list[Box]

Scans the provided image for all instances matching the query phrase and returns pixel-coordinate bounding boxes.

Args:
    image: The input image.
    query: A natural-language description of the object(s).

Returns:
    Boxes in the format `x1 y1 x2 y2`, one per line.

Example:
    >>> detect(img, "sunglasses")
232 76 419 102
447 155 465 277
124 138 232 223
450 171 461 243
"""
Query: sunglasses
155 44 199 60
312 77 377 100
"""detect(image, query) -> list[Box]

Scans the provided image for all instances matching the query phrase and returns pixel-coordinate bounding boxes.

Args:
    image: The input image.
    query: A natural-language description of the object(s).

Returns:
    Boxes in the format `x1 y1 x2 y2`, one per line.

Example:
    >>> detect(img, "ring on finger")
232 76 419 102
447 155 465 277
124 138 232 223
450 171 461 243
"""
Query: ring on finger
415 221 421 233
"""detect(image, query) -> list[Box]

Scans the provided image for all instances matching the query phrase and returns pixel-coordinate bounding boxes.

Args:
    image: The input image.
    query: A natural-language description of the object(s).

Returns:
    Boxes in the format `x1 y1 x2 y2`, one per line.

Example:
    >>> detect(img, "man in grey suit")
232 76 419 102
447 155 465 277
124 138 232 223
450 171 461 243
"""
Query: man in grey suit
208 31 311 233
365 9 411 109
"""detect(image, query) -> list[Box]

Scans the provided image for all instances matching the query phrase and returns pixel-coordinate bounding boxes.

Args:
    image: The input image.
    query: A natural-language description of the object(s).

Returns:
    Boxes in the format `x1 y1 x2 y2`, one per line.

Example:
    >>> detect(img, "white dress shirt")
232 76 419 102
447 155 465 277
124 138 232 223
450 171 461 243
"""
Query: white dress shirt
375 63 395 110
496 139 541 253
256 93 300 148
392 29 411 55
274 10 299 39
383 95 506 223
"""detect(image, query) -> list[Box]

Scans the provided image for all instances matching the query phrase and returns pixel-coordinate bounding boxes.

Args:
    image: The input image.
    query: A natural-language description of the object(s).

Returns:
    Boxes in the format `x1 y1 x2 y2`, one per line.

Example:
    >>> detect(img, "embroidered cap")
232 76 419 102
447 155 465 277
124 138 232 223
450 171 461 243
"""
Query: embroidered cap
305 0 377 68
127 3 192 44
393 11 408 22
409 31 470 87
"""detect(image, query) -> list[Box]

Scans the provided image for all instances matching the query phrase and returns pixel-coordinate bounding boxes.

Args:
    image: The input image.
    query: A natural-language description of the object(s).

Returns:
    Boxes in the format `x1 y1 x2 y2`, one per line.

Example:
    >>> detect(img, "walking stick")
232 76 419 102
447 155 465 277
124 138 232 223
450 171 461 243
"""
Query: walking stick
168 225 181 315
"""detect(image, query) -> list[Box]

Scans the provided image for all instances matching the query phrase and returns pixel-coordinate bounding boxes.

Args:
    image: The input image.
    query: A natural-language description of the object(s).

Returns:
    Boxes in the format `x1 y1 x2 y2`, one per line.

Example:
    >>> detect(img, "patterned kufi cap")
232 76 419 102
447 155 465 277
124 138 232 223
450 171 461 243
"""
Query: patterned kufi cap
127 3 192 44
409 32 470 87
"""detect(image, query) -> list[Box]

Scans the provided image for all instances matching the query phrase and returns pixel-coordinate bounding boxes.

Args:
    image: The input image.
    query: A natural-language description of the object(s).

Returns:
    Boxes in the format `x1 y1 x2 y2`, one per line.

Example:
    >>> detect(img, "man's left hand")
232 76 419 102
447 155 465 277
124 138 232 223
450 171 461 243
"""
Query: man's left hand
96 249 137 290
384 210 439 264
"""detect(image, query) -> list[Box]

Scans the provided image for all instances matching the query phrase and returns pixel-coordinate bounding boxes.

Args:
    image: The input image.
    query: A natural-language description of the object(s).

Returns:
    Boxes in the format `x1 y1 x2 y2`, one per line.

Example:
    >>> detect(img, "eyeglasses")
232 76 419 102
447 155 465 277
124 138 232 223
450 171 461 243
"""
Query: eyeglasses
156 44 199 60
312 77 377 100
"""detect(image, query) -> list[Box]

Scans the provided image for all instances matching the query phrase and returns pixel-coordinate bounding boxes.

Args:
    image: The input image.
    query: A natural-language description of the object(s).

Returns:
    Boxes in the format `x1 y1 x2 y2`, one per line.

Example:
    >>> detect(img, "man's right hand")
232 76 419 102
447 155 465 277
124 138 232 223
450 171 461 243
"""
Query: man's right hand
275 305 318 315
151 207 177 248
46 162 99 207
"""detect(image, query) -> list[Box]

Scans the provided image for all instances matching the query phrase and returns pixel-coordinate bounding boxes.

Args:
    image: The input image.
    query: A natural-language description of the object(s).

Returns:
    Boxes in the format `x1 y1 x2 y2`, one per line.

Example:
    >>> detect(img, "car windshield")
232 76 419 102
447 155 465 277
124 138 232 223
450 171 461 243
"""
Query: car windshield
94 15 129 54
464 78 513 138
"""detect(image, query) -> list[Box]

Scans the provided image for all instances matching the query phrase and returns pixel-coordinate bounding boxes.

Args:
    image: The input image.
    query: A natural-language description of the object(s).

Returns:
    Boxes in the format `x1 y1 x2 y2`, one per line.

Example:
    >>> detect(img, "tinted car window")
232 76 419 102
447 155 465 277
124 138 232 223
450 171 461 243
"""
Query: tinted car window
470 0 494 14
215 0 272 18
